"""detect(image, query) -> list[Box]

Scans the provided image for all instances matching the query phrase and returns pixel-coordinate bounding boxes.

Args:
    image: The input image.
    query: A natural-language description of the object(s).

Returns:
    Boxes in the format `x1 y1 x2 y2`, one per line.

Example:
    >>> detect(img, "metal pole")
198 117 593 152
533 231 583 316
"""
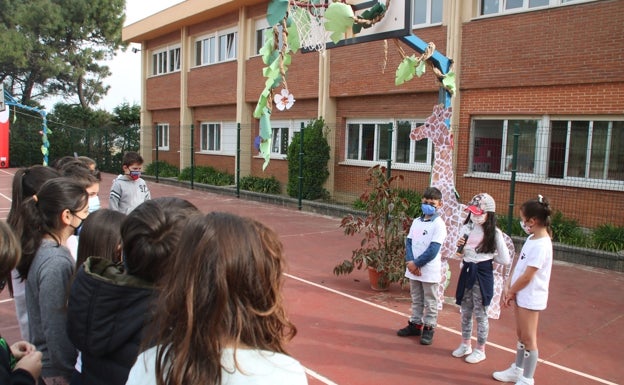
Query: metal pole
507 121 520 235
386 122 392 179
236 123 241 198
298 123 304 210
190 124 195 190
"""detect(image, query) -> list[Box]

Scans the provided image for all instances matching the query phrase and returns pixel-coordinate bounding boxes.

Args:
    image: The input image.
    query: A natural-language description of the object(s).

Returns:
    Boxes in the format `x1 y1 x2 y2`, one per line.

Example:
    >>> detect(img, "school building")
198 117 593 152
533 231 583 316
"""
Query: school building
122 0 624 228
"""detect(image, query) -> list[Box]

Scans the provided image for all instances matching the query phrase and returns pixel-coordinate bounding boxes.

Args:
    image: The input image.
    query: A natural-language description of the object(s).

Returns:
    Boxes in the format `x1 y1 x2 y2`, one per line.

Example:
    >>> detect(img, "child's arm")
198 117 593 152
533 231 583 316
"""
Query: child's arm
493 229 511 266
405 238 414 262
504 266 538 307
413 242 442 268
109 180 121 211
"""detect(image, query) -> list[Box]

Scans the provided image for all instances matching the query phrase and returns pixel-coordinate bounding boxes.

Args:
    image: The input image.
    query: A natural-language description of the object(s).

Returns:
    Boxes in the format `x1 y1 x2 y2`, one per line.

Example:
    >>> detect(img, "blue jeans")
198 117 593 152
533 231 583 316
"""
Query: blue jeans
409 279 439 327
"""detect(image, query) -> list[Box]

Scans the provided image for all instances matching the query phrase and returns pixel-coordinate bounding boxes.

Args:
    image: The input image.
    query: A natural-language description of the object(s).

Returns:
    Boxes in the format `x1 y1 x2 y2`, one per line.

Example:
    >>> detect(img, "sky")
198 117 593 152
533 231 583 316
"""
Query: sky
44 0 184 112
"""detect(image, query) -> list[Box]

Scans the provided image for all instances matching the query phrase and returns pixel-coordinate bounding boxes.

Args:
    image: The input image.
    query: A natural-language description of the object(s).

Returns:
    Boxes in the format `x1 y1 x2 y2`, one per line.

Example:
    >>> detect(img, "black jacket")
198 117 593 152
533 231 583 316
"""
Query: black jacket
455 260 494 307
67 257 155 385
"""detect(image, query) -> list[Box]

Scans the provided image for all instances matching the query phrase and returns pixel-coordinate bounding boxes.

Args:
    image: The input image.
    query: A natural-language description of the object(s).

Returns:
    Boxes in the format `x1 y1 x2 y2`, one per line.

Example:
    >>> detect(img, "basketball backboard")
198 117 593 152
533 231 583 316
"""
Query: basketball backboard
325 0 411 49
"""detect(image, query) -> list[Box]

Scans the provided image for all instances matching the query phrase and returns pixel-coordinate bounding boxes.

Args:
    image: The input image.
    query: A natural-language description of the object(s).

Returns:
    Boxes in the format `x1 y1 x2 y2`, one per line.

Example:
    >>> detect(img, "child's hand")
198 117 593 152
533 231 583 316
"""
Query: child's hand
503 290 516 307
406 261 421 276
10 341 36 360
456 237 466 248
13 350 42 380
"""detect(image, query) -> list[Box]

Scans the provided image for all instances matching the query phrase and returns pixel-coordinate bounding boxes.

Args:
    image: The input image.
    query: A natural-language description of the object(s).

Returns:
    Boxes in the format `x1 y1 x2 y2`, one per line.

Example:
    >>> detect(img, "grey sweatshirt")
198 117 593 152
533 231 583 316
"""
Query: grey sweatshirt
25 239 77 380
109 174 151 214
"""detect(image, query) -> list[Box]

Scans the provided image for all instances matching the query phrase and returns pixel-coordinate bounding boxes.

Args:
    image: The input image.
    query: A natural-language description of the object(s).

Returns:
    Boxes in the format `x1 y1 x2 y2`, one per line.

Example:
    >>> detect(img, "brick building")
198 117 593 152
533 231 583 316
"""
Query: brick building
122 0 624 227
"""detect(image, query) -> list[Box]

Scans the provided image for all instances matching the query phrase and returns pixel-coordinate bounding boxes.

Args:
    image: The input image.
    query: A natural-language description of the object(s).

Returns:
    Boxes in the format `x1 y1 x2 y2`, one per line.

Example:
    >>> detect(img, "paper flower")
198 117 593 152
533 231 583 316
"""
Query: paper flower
274 89 295 111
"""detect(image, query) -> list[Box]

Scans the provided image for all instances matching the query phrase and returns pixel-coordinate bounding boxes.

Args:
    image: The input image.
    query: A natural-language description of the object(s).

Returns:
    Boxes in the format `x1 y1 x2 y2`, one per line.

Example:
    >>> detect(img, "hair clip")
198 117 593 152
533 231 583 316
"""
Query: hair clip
32 194 38 203
537 194 543 203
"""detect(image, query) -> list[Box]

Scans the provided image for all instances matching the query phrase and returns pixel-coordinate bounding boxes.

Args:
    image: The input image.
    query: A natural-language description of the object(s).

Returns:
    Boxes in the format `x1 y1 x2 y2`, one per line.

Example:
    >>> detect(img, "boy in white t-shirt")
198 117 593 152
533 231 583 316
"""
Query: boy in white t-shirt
397 187 447 345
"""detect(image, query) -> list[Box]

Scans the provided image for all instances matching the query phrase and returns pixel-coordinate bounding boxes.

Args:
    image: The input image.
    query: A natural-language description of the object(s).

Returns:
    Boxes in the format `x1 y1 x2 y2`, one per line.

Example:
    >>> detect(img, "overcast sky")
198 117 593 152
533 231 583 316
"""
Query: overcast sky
43 0 184 112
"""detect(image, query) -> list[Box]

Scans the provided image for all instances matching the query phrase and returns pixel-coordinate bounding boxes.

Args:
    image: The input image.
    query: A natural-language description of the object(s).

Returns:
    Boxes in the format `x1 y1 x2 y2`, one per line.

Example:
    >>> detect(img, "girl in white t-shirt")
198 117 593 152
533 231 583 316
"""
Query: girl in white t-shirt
126 212 307 385
493 195 553 385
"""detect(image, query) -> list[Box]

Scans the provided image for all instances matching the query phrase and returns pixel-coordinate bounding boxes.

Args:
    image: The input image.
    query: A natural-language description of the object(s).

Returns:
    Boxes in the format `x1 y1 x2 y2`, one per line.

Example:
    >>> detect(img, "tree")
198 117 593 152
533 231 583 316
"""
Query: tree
0 0 125 107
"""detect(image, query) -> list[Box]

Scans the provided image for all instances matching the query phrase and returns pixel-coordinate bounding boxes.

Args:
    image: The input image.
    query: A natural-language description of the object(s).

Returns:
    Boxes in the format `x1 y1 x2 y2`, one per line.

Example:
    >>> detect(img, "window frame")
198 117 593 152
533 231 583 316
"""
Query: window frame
194 27 238 67
412 0 444 28
342 118 433 171
200 122 222 153
151 45 181 76
478 0 596 17
469 116 624 190
156 123 170 151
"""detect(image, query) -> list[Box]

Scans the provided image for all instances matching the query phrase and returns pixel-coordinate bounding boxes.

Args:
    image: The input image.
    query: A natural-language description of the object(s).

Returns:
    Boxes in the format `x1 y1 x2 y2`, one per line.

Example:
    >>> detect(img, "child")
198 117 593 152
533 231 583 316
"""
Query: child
14 177 89 385
0 221 43 385
397 187 447 345
452 193 510 363
67 198 199 385
75 209 126 268
109 151 150 214
493 195 553 385
7 165 60 342
125 212 308 385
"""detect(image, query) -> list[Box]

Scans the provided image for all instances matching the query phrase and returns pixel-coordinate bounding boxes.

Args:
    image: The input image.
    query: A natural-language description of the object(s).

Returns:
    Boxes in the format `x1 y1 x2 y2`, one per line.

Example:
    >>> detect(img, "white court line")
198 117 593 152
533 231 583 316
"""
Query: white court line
285 273 618 385
0 192 12 202
0 169 14 176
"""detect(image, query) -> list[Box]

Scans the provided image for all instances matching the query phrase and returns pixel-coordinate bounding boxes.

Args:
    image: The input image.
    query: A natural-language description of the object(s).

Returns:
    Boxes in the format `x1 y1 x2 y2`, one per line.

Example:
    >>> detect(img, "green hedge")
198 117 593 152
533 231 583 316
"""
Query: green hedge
143 161 179 178
239 175 281 194
178 166 234 186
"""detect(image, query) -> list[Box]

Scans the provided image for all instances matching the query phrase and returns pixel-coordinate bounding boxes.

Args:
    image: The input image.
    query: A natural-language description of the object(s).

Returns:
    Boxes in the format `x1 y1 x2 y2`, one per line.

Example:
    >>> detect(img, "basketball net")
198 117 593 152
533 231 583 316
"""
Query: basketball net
290 0 330 54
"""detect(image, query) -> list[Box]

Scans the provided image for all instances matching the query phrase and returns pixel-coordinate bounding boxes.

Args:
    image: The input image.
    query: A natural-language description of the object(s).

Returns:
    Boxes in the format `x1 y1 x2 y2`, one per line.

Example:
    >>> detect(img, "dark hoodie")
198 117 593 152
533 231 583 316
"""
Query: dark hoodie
67 257 155 385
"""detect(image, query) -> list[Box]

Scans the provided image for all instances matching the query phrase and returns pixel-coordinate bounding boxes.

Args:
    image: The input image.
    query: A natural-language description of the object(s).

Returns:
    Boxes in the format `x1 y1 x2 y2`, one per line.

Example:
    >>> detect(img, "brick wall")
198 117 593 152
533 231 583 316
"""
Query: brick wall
146 73 181 110
188 62 238 106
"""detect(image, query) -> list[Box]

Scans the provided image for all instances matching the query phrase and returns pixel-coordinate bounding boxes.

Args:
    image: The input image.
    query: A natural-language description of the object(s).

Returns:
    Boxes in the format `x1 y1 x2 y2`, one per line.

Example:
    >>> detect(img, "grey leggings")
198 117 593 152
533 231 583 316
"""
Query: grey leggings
459 282 489 346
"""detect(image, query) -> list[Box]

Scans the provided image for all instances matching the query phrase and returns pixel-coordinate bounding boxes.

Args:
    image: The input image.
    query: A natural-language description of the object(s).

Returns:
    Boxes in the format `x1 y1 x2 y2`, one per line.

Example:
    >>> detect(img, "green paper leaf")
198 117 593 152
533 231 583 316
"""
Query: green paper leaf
259 109 272 139
41 145 48 156
395 55 416 85
415 60 426 77
260 138 272 171
287 22 300 52
254 91 269 118
324 2 354 44
260 34 278 65
267 0 289 26
442 71 456 94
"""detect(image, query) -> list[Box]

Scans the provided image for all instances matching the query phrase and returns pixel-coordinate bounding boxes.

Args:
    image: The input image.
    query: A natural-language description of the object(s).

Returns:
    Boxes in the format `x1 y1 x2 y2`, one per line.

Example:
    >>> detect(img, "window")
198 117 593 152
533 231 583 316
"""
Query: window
548 120 624 181
412 0 443 26
471 118 624 183
480 0 586 15
345 120 431 165
254 19 284 55
259 120 305 158
195 29 237 66
151 46 180 76
156 123 169 150
200 123 221 152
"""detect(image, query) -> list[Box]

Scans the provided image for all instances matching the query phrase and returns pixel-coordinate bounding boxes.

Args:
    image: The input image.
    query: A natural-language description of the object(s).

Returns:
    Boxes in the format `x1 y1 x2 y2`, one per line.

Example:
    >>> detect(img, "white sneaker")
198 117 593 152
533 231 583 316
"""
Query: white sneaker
451 343 472 357
493 363 523 382
515 376 534 385
465 348 486 363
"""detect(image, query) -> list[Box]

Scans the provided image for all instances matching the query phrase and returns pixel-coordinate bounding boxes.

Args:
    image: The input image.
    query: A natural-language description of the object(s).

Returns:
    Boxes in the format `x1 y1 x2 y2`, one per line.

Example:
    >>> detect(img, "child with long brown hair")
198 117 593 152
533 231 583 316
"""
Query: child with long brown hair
126 212 307 385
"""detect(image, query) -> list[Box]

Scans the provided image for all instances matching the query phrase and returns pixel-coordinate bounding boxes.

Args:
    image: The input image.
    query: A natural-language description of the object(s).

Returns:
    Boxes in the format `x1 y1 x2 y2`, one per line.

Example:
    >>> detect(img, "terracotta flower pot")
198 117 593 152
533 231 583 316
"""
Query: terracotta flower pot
368 267 390 291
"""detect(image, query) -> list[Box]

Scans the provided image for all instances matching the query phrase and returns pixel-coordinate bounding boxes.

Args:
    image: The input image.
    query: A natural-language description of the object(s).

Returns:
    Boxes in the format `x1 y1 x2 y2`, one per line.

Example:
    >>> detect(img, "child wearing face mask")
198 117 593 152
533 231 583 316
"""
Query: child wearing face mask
397 186 447 345
493 195 553 385
452 193 510 364
109 151 151 214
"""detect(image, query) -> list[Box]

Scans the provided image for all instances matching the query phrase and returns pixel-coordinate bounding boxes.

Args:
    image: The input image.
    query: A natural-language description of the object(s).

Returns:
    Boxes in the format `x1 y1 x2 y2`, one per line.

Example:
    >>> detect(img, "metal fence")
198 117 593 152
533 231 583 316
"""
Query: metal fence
146 120 624 231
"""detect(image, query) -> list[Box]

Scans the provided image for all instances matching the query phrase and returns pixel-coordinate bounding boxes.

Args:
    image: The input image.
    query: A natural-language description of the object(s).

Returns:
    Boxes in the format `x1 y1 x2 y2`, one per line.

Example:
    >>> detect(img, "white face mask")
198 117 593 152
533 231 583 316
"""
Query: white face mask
88 196 101 213
471 213 486 225
520 219 531 235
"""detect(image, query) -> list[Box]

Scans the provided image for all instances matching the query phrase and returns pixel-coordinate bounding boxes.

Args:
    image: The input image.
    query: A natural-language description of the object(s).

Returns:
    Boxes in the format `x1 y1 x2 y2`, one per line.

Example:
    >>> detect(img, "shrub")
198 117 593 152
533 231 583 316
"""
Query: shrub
143 161 179 178
550 211 590 247
178 166 234 186
592 224 624 253
353 187 422 218
239 175 281 194
286 118 330 200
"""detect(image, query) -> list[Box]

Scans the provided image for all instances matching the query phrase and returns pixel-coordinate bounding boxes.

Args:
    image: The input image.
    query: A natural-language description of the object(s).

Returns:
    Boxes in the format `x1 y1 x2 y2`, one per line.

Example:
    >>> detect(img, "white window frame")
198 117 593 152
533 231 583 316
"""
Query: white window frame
200 122 221 153
256 120 306 160
412 0 443 27
479 0 597 17
194 27 238 67
151 45 181 76
156 123 169 151
342 119 433 171
468 116 624 191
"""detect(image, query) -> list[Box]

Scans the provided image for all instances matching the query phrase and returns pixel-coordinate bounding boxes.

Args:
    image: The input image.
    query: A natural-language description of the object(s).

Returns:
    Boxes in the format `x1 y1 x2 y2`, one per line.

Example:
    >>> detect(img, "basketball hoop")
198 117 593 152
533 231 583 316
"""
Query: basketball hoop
289 0 331 54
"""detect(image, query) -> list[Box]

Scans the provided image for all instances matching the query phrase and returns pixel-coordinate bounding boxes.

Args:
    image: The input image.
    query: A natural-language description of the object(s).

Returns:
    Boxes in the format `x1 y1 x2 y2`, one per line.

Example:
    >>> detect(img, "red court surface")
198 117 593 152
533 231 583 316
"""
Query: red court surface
1 168 622 385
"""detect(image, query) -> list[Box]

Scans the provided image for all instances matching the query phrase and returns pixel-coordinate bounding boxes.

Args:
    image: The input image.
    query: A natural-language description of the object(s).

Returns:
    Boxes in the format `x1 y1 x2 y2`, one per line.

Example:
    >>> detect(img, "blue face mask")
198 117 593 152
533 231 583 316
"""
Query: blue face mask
421 203 436 216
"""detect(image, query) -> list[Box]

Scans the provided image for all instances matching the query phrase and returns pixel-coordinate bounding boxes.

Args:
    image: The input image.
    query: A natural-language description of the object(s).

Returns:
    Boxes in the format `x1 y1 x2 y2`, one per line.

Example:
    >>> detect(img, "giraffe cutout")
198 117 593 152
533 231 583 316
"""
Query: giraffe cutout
410 104 515 318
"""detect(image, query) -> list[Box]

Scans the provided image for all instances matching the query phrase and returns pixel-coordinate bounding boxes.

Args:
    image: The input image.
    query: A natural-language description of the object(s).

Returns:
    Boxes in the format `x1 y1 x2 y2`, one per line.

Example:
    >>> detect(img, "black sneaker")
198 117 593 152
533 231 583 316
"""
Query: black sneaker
397 321 422 337
420 325 434 345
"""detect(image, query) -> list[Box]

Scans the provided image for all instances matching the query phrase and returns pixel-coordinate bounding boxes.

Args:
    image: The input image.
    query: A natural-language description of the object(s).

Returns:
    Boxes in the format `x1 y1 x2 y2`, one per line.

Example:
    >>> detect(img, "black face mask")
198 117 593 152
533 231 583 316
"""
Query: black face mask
72 215 85 236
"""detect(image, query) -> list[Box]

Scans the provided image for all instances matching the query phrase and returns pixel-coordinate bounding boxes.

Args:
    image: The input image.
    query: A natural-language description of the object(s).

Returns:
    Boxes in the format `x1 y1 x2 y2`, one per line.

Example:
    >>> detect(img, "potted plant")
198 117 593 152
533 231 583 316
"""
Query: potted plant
333 165 413 290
